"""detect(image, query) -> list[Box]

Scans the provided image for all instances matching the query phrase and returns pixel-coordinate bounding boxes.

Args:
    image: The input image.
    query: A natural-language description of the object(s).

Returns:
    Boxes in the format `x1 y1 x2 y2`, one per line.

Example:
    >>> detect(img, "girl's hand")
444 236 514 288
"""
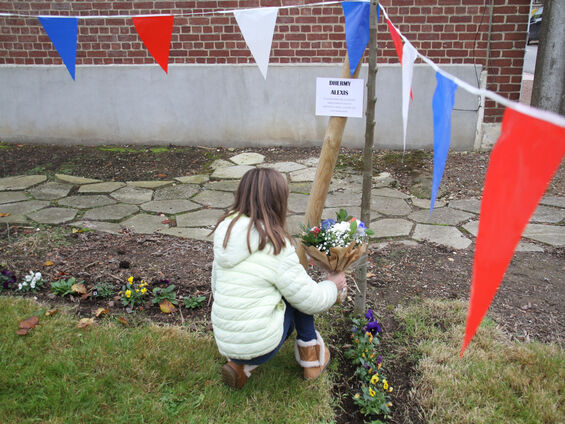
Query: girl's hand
326 271 347 291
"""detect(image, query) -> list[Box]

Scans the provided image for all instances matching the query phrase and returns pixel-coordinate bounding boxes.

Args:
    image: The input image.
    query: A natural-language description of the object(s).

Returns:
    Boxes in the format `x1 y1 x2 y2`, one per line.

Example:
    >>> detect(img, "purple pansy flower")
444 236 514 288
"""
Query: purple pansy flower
365 320 382 335
365 308 374 321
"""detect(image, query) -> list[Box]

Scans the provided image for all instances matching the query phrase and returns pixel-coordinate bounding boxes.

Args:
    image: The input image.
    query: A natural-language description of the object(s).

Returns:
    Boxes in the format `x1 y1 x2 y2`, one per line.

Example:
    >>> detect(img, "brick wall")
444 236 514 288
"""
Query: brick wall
0 0 530 122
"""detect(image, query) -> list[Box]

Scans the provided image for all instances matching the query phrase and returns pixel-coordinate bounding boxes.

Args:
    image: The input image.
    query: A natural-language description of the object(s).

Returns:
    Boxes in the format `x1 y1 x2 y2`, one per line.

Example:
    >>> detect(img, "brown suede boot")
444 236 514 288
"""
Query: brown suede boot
294 331 331 380
221 361 258 389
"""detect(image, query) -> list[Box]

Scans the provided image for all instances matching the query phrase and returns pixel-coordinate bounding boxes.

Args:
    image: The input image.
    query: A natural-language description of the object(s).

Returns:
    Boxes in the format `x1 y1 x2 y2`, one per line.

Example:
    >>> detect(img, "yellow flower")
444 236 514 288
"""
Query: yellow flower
141 288 147 294
369 388 375 397
353 393 360 399
387 402 392 407
378 362 382 370
371 374 379 384
125 289 131 298
128 276 133 284
383 380 389 390
389 387 393 393
362 353 365 358
365 331 371 337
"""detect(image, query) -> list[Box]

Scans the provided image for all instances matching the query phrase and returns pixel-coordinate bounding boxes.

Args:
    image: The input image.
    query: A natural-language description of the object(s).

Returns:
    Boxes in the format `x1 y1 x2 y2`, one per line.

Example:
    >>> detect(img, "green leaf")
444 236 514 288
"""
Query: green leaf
337 209 348 222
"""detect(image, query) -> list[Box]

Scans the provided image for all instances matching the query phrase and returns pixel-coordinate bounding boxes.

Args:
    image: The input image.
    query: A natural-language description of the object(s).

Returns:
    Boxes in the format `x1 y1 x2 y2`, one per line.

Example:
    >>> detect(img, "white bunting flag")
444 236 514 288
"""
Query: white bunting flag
401 41 417 151
233 7 278 80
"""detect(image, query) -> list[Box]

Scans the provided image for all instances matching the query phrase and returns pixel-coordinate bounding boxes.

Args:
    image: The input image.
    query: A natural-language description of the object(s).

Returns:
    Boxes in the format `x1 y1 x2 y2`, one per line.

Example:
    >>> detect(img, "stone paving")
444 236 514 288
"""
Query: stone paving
1 153 564 251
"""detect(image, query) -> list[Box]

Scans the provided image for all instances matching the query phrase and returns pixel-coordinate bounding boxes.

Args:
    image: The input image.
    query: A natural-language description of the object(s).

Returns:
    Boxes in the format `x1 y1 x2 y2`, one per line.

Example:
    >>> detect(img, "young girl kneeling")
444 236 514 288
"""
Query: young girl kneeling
210 168 346 389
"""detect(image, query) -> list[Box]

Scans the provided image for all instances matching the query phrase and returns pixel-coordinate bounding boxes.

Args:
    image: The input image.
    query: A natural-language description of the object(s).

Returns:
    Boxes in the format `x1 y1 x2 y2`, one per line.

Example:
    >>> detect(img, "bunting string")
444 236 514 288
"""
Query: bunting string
1 1 563 128
377 4 565 129
2 2 565 356
0 1 342 19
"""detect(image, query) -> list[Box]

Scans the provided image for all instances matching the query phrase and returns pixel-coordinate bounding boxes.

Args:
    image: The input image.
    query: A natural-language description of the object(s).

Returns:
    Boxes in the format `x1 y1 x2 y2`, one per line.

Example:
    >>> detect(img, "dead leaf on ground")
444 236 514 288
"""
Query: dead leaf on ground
77 318 95 329
157 173 167 179
0 213 10 217
95 308 109 318
161 219 175 225
44 260 54 266
17 316 39 335
45 309 58 316
72 228 84 233
71 283 87 294
159 299 177 314
366 272 376 278
117 316 130 327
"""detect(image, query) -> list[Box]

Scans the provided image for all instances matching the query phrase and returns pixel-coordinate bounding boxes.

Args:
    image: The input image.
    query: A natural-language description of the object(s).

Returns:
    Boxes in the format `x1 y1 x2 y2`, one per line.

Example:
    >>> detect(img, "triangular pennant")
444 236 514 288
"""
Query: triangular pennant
386 18 403 63
38 16 78 80
461 108 565 355
132 15 174 73
342 1 370 76
234 7 278 79
401 41 417 151
430 72 458 214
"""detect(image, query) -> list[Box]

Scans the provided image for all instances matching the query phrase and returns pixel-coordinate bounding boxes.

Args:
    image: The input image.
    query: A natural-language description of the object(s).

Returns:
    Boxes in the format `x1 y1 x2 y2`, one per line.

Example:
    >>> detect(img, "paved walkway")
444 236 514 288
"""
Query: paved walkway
1 152 564 250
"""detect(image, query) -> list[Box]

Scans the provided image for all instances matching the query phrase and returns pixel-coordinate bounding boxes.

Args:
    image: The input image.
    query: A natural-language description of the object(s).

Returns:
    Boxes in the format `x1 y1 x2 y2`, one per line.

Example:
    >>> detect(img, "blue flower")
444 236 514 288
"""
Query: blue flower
365 320 382 335
357 220 367 229
365 308 374 321
321 219 336 230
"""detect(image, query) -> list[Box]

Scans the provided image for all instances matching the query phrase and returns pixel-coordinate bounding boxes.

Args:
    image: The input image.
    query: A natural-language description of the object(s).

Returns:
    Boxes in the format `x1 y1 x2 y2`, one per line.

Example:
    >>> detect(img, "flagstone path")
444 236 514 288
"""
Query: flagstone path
1 152 564 250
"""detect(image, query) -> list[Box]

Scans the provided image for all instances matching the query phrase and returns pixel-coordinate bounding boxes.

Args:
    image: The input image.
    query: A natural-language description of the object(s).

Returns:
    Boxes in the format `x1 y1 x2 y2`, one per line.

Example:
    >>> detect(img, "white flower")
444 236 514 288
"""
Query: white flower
18 283 22 290
330 221 350 234
35 272 42 280
30 281 36 289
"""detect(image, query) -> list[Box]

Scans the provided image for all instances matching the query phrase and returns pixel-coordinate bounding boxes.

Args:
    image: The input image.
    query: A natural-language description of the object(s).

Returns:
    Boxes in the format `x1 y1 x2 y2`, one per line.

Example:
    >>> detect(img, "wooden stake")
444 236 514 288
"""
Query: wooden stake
297 53 362 269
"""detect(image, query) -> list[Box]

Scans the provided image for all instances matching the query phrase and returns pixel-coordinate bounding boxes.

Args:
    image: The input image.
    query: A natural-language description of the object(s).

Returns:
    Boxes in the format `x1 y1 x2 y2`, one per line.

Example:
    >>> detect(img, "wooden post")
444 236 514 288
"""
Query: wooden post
297 54 363 269
354 0 379 316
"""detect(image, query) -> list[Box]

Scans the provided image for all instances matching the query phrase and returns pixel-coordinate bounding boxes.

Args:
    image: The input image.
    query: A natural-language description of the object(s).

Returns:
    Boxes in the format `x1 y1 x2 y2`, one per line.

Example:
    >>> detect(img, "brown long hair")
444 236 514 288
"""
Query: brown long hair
210 167 292 255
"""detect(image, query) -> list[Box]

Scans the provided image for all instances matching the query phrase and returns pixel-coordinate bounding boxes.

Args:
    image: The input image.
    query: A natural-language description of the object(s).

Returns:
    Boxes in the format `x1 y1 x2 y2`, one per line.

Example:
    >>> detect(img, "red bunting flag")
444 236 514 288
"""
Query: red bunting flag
386 18 412 100
386 18 403 64
132 16 174 73
461 107 565 355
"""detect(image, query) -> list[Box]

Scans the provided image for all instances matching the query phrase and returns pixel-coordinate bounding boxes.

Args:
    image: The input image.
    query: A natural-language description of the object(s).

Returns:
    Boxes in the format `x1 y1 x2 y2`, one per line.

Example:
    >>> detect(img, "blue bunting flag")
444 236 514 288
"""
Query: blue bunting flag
38 16 78 80
431 72 458 214
342 1 370 76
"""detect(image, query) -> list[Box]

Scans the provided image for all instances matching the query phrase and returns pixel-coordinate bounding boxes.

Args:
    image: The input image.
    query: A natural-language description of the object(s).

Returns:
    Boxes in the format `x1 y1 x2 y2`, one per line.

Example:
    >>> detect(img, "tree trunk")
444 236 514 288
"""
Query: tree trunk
531 0 565 115
354 0 378 316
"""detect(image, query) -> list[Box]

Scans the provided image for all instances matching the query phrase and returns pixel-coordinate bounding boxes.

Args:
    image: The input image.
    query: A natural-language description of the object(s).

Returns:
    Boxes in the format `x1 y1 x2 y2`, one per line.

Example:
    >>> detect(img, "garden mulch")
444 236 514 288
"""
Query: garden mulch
1 143 563 424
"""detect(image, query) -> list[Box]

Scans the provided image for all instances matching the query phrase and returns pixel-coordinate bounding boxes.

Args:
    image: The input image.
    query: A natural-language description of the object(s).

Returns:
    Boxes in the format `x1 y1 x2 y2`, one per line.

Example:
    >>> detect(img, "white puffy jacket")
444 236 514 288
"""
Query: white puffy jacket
211 215 338 360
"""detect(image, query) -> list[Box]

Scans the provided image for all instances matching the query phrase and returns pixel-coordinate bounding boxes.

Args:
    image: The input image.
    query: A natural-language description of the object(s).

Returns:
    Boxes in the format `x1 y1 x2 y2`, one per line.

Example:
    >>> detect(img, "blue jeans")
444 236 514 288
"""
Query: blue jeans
232 299 317 366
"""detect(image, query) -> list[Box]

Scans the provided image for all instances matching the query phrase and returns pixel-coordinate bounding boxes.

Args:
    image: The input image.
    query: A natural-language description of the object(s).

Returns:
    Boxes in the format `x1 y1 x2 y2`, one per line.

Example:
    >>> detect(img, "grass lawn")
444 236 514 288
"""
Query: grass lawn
3 295 563 424
0 296 335 424
391 299 565 424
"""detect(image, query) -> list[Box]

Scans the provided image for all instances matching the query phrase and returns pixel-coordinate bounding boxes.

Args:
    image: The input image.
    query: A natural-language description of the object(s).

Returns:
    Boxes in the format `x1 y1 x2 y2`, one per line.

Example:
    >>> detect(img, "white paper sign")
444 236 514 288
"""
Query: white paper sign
315 78 364 118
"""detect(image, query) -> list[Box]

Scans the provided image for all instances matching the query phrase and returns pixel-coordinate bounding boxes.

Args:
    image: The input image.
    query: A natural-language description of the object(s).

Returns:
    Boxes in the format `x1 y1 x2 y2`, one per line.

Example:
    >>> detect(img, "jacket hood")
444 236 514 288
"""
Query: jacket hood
213 215 261 268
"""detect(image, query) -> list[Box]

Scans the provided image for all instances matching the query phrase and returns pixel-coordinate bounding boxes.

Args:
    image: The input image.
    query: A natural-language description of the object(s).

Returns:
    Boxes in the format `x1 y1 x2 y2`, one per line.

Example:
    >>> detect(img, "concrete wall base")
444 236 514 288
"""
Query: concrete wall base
1 64 481 151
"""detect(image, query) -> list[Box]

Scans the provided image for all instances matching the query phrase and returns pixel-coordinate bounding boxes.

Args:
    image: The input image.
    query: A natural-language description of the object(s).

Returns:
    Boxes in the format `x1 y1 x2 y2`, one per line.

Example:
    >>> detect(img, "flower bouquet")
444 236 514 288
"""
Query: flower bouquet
300 209 373 302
